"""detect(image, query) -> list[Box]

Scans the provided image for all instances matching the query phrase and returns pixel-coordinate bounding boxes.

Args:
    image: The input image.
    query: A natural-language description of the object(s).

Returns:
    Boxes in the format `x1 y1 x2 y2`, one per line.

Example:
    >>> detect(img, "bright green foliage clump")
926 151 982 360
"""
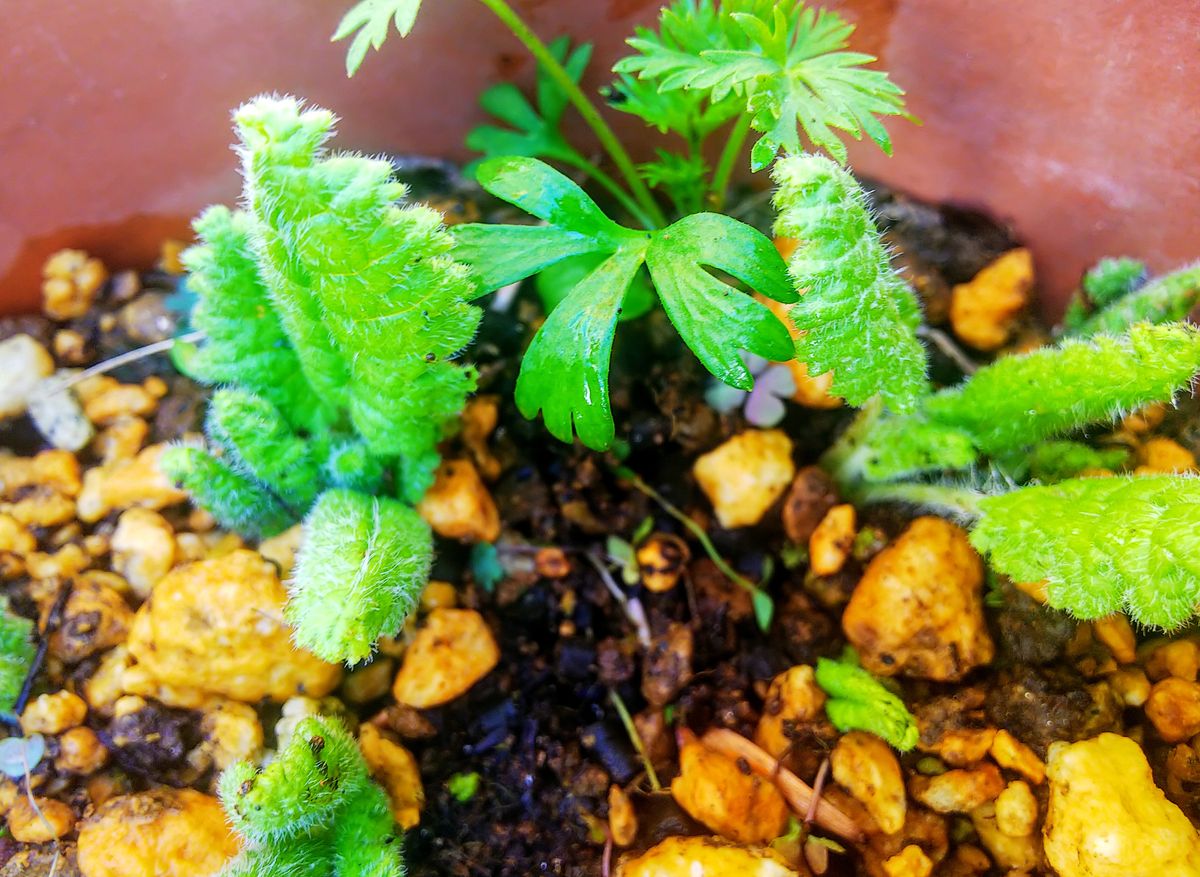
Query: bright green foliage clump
1065 261 1200 339
925 323 1200 454
170 95 478 664
454 155 796 448
971 476 1200 629
1021 440 1130 484
815 654 917 751
237 97 480 499
176 206 333 433
615 0 908 168
828 323 1200 484
219 716 402 877
825 320 1200 630
160 444 294 540
288 490 431 664
772 154 928 411
0 598 34 715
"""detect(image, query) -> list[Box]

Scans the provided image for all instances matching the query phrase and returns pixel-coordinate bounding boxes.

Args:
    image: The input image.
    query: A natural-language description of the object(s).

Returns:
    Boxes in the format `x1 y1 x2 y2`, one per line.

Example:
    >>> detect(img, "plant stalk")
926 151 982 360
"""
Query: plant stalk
474 0 667 227
852 482 984 521
617 467 773 629
709 113 753 208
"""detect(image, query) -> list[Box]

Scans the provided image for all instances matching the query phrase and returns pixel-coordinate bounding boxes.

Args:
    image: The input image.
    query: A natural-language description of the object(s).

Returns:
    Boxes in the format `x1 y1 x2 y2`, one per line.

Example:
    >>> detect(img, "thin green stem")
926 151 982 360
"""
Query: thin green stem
709 113 753 209
853 482 984 521
559 152 655 229
609 689 662 791
618 467 773 630
818 398 883 489
474 0 667 228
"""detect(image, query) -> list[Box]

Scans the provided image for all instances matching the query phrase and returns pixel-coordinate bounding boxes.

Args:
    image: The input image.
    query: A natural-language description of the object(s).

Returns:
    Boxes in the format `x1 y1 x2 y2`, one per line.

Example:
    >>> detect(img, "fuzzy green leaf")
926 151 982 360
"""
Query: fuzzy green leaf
616 0 907 169
331 781 404 877
1084 257 1148 308
1024 440 1130 484
1068 262 1200 339
178 207 330 432
458 155 793 449
815 656 917 751
159 445 294 539
235 96 480 500
972 475 1200 629
220 836 335 877
322 441 386 495
773 154 928 411
466 37 592 170
219 716 370 844
846 415 978 483
206 389 323 513
333 0 424 76
927 323 1200 454
287 489 431 665
0 598 34 714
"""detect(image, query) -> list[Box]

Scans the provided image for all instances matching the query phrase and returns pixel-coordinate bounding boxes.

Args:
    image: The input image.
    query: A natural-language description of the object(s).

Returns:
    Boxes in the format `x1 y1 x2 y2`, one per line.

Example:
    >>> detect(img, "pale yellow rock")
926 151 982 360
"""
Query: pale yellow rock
55 726 110 775
1109 667 1151 708
809 503 856 576
258 523 304 579
972 801 1044 872
197 701 263 771
989 730 1045 785
670 737 790 844
0 334 54 419
910 764 1005 814
392 608 499 708
609 784 638 847
75 375 161 426
0 513 34 555
883 845 933 877
693 429 795 529
842 517 993 681
616 835 795 877
359 723 424 829
127 550 341 704
995 780 1038 837
1091 614 1136 664
417 458 500 542
754 664 826 759
0 448 81 496
78 443 187 522
111 508 176 598
1044 733 1200 877
7 795 75 842
950 248 1033 351
77 788 240 877
20 689 87 735
831 731 906 835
